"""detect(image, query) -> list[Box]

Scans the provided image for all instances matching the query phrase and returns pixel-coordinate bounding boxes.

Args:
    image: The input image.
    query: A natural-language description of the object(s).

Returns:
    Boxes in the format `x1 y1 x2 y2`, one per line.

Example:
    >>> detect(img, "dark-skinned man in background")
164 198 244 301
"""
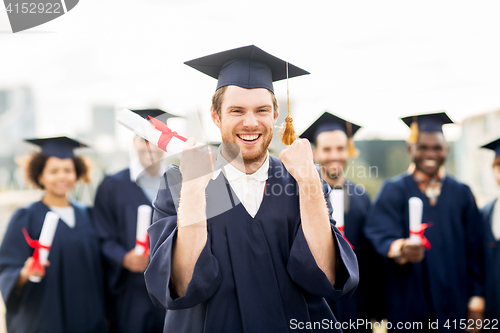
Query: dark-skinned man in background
365 112 484 332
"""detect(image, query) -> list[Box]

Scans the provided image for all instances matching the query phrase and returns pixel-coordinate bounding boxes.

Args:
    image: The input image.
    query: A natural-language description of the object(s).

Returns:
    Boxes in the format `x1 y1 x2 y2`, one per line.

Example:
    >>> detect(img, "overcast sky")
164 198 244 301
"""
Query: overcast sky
1 0 500 143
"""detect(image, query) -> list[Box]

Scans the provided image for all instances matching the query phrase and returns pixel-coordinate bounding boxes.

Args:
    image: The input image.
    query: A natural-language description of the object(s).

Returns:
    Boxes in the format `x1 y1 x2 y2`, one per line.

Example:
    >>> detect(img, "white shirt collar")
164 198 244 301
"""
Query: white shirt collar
218 150 269 182
129 158 165 182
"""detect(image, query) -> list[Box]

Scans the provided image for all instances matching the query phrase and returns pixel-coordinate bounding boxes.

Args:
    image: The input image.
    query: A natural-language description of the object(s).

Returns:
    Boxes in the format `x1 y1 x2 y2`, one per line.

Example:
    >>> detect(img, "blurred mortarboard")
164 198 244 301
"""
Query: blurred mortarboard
400 111 454 144
300 112 361 158
481 138 500 158
25 136 88 159
131 109 181 123
184 45 309 93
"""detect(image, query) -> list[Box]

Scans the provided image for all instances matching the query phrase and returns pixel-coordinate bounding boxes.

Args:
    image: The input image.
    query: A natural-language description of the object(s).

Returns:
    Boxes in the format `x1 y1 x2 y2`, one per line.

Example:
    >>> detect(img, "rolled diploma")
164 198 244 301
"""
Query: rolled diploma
409 197 423 244
117 108 185 155
329 189 344 230
117 108 220 180
29 211 59 283
135 205 152 255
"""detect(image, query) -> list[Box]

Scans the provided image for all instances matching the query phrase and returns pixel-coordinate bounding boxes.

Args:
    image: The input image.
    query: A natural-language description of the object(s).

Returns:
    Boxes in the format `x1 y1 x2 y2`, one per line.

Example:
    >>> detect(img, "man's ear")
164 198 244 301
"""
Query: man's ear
274 105 279 122
312 146 318 163
211 106 221 129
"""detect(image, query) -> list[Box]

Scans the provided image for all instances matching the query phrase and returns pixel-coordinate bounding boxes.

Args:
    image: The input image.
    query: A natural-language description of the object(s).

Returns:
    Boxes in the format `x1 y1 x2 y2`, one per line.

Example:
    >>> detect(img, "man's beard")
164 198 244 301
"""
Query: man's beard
320 162 345 180
220 126 273 167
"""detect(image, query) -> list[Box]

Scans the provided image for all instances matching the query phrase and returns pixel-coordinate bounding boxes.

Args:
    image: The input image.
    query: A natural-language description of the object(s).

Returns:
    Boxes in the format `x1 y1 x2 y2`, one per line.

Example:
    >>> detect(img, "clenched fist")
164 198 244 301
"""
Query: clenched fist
279 139 318 184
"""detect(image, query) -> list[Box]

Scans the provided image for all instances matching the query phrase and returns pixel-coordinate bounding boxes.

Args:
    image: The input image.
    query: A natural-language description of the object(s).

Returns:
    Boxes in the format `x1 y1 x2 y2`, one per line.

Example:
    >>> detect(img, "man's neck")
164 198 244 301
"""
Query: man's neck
220 146 267 175
322 170 345 188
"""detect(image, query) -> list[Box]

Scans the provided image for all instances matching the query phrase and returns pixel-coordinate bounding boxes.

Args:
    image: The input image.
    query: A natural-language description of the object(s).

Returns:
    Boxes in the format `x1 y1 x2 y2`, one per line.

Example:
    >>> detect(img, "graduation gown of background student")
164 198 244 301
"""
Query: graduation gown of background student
365 173 483 332
480 199 500 321
93 168 165 333
0 201 107 333
328 180 386 332
145 156 359 333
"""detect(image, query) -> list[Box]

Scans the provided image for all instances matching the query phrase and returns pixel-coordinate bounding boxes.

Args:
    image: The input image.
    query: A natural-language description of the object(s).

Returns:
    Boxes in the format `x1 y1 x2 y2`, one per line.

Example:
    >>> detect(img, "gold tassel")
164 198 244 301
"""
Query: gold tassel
279 62 296 145
408 116 419 144
346 122 359 158
279 115 296 145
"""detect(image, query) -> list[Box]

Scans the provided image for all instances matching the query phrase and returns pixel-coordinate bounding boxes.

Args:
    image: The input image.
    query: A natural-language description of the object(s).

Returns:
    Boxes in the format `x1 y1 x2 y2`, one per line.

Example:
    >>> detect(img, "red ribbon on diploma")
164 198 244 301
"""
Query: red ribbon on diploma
410 222 433 250
337 225 354 249
136 234 150 256
148 116 187 151
22 227 51 274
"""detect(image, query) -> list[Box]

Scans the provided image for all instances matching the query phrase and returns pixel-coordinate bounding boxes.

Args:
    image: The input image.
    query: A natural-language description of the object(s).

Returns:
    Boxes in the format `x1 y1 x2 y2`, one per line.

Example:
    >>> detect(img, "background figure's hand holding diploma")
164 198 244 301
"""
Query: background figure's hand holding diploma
22 211 59 283
135 205 151 256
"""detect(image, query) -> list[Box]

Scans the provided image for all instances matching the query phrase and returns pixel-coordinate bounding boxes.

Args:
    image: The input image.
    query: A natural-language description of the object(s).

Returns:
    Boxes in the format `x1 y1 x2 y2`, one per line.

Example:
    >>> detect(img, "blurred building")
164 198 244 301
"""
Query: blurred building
457 109 500 206
0 86 36 190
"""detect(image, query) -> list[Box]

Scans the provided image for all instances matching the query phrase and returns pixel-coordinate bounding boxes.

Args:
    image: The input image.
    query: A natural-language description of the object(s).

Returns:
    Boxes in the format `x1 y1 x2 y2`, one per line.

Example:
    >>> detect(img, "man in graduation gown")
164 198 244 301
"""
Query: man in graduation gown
365 112 484 332
93 109 173 333
144 45 359 333
300 112 386 332
479 138 500 321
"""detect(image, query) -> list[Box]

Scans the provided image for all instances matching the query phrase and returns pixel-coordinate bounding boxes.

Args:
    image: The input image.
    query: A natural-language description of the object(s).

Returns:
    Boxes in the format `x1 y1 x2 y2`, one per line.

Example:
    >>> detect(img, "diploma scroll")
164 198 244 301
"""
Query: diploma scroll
117 108 186 154
135 205 152 256
117 108 220 180
408 197 423 245
329 189 344 229
28 211 59 283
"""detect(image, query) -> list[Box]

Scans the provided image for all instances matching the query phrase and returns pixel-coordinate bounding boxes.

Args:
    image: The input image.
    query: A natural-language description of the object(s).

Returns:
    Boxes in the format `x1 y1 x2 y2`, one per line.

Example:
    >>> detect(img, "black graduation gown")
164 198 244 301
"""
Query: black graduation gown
480 199 500 321
365 173 483 332
93 168 165 333
329 180 386 332
0 201 107 333
145 156 359 333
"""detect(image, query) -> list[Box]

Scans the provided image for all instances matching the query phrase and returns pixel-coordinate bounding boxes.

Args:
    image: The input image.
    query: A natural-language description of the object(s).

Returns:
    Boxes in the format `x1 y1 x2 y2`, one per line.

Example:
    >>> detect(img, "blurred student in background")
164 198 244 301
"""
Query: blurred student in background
480 138 500 321
365 112 484 332
0 136 107 333
93 109 170 333
300 112 386 332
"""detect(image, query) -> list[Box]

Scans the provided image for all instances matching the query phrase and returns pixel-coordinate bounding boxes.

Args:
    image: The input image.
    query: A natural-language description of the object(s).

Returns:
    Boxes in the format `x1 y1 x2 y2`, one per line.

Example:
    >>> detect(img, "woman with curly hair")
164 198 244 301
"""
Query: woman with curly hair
0 136 107 333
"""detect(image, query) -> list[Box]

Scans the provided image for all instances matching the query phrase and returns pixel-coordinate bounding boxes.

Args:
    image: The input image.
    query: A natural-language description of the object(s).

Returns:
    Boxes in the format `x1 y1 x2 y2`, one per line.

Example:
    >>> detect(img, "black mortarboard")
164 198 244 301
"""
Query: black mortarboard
131 109 180 122
300 112 362 143
184 45 309 93
481 138 500 158
401 111 453 133
25 136 88 159
401 111 454 143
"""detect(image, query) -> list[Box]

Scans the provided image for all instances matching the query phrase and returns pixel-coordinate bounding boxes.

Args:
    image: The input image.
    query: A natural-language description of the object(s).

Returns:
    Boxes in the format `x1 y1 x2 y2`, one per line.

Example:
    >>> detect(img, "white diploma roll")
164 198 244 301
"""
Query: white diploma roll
117 108 186 156
408 197 423 244
135 205 152 255
329 189 344 229
29 211 59 283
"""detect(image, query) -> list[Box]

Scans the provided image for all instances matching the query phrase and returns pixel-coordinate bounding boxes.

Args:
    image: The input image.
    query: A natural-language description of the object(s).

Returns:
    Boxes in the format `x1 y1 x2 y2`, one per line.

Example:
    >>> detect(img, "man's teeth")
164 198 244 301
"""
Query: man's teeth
423 160 437 167
239 134 259 141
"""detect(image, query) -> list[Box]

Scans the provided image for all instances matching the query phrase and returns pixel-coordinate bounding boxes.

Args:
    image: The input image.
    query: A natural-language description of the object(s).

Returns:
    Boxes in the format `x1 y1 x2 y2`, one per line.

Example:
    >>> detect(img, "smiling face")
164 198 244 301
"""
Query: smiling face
38 157 77 197
407 132 449 176
211 85 278 166
314 130 349 180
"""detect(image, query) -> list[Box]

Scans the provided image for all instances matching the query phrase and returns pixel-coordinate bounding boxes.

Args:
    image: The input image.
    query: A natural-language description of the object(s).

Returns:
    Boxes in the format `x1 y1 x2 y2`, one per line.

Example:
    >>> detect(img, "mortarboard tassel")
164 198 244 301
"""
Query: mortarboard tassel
279 62 297 145
346 121 359 158
408 116 419 144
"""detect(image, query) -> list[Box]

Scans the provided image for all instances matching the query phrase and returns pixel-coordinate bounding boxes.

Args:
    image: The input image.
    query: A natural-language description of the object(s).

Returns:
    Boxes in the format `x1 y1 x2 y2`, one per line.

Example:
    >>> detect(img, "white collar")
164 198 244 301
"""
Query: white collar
218 150 269 182
129 158 164 182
